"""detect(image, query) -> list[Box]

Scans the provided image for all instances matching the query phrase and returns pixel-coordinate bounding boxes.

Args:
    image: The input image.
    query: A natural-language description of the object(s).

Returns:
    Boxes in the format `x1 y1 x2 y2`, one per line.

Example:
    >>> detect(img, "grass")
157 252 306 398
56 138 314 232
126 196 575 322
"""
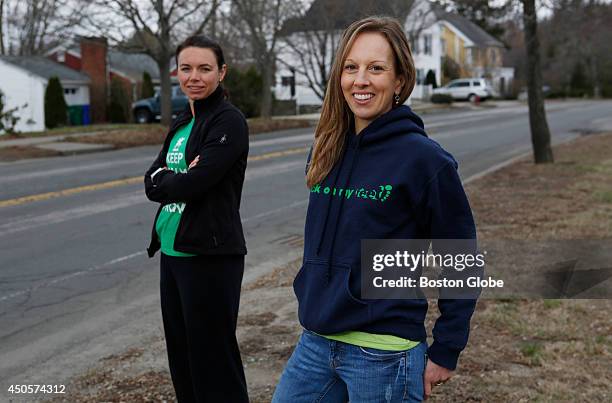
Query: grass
596 190 612 203
0 118 315 161
543 299 562 309
520 341 544 366
1 123 159 139
1 117 313 142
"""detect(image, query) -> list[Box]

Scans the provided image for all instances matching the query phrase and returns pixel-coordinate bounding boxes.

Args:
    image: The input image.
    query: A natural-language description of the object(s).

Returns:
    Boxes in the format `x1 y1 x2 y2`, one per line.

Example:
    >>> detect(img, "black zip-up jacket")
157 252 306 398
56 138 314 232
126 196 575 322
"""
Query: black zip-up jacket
144 86 248 257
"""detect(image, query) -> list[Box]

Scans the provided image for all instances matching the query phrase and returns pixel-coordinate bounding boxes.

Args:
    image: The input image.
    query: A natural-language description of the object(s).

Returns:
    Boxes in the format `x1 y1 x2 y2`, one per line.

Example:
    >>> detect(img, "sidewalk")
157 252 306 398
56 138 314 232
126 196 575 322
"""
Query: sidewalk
0 130 114 155
0 100 519 157
274 99 521 122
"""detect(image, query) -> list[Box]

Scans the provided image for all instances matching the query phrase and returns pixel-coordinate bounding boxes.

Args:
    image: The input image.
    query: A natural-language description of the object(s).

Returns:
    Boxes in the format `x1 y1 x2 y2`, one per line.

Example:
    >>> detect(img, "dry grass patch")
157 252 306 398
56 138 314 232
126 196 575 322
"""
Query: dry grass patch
0 145 61 161
443 132 612 402
63 126 167 149
61 119 313 150
467 133 612 240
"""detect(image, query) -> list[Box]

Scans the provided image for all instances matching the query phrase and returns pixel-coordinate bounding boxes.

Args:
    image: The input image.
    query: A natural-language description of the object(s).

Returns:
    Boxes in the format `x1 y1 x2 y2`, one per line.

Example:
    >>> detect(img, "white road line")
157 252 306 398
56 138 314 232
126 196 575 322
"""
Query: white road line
0 134 312 184
0 192 145 236
243 199 308 223
250 133 313 147
0 199 310 304
0 160 307 237
0 251 147 303
0 157 152 184
463 150 531 185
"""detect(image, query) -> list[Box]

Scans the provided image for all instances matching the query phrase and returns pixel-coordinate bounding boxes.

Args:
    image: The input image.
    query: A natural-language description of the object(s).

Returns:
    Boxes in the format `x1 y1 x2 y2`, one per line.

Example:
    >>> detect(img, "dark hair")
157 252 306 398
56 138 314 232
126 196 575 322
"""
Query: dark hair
175 35 225 69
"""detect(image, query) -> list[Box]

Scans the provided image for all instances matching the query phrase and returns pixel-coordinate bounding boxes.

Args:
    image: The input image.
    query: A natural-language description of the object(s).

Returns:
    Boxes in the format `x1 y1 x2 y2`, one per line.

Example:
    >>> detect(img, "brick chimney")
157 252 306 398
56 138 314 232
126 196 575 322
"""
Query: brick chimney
80 37 108 123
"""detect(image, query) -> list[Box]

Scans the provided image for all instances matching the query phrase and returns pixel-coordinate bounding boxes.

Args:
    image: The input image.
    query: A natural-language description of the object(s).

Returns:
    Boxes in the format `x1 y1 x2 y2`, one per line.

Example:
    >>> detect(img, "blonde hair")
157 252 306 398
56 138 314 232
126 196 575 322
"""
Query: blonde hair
306 16 416 188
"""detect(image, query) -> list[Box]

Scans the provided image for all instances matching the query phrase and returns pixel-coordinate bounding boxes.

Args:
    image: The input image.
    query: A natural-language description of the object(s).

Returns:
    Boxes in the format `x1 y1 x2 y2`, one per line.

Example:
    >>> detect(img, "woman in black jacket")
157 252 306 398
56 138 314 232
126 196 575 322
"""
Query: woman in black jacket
144 35 249 403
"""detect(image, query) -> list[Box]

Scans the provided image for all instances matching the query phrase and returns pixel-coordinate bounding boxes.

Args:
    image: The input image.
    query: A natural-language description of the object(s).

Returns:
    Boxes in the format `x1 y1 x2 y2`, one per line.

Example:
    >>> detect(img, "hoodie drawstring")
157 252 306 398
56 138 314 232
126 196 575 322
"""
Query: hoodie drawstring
315 160 341 258
321 134 362 283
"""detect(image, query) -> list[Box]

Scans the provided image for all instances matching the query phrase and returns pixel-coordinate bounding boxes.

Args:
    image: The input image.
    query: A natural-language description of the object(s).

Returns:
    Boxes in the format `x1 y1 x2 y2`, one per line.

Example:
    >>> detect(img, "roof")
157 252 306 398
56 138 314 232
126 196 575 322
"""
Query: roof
50 43 164 81
0 56 91 82
280 0 409 35
108 50 161 81
281 0 504 49
433 7 504 47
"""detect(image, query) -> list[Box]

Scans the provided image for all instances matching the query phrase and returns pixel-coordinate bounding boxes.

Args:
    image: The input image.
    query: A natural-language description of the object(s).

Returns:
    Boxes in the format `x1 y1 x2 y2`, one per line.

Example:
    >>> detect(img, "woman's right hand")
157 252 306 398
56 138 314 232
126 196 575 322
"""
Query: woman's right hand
188 155 200 170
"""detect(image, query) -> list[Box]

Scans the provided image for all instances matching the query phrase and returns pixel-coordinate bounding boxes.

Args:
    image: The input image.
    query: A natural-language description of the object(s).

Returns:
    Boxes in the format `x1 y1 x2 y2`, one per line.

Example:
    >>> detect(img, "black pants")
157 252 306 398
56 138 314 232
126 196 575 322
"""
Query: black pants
160 253 248 403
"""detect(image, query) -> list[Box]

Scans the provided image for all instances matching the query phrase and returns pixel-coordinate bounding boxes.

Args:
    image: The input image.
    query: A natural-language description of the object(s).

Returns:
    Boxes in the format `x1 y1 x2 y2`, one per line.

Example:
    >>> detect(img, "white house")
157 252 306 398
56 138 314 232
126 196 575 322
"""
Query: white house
405 0 443 100
274 0 514 109
0 56 90 133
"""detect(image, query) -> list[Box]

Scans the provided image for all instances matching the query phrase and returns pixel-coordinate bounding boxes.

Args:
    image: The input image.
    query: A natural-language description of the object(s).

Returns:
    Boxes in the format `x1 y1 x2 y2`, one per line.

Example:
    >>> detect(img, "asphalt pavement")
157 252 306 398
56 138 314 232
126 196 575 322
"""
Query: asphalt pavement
1 99 611 394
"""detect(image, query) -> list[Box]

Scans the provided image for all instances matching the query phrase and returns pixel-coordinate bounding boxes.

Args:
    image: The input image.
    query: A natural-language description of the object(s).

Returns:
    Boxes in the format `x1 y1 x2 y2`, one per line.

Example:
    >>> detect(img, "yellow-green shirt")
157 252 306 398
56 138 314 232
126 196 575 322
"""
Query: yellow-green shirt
320 331 420 351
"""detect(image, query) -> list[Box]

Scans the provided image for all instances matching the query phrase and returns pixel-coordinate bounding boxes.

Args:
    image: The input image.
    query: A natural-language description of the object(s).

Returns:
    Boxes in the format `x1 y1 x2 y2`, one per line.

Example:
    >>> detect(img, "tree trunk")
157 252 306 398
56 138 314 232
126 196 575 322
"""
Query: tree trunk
522 0 553 163
158 56 173 126
259 59 273 118
588 53 602 99
0 0 5 55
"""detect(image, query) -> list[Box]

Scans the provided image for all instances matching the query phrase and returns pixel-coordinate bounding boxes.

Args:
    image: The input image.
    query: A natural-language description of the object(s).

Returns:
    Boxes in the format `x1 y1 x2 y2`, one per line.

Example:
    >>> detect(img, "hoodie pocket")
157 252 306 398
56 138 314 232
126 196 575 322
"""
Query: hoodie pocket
293 259 371 334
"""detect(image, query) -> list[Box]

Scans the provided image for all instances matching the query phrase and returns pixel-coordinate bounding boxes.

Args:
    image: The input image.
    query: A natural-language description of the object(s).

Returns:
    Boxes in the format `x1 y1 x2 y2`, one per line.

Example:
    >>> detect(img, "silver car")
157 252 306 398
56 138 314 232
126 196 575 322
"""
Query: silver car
433 78 495 102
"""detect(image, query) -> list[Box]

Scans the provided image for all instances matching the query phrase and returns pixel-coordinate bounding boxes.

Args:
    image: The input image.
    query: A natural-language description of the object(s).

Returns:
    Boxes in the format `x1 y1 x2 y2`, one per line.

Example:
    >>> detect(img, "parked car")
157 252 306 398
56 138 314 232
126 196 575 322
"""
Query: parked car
132 85 189 123
432 78 496 102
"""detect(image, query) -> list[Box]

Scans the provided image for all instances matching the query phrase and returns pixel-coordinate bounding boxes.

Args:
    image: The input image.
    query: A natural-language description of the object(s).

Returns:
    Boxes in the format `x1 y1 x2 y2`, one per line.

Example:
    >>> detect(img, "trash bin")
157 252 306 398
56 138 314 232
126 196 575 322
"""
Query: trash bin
82 105 91 125
68 106 82 126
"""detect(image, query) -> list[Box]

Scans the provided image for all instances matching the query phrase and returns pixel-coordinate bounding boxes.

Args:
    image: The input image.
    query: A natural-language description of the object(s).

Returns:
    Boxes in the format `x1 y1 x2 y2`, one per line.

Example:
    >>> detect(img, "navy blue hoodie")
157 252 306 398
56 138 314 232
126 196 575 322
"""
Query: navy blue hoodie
294 105 477 370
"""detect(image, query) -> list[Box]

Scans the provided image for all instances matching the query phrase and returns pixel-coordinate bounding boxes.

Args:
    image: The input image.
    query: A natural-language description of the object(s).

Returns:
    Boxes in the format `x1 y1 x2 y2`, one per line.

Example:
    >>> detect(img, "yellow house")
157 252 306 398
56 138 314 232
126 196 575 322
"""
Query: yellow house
407 1 514 99
435 10 512 91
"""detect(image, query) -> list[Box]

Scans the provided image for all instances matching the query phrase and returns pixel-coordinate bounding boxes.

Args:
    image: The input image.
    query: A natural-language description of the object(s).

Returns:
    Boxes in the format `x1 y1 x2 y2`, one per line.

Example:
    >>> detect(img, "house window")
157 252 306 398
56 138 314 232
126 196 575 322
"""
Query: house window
57 51 65 63
416 69 425 85
423 34 432 55
281 75 295 97
440 38 446 54
466 48 473 65
410 36 420 55
64 88 77 95
490 48 497 65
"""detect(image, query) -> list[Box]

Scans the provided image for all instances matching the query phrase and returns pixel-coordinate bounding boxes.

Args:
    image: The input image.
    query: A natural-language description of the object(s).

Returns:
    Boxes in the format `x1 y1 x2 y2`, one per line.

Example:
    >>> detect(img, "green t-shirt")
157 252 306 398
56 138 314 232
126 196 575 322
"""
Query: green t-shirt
156 118 197 257
320 331 420 351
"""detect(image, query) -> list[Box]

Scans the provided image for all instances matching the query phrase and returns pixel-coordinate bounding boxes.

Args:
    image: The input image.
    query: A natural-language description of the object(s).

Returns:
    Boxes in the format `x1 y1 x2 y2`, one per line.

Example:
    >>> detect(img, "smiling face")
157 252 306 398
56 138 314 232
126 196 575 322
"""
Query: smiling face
177 46 227 102
341 32 404 133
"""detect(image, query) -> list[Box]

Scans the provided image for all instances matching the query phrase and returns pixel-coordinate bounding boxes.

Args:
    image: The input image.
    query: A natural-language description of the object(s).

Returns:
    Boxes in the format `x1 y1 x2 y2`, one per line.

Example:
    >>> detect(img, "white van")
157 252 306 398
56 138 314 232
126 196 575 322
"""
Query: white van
432 78 495 102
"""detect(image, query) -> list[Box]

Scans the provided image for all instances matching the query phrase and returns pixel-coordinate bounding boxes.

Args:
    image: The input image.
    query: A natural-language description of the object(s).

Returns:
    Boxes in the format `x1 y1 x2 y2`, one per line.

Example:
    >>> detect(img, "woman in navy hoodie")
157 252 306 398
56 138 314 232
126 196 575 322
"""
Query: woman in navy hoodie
273 16 478 402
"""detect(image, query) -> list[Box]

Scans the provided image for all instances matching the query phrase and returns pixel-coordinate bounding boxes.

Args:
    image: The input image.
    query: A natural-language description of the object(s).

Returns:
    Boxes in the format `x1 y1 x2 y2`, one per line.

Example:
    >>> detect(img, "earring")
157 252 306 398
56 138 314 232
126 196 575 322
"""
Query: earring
394 93 400 104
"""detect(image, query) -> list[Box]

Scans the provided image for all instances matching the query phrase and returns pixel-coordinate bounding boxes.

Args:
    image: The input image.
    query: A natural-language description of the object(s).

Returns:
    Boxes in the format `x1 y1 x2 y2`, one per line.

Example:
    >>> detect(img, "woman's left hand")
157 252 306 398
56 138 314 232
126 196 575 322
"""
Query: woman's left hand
423 360 453 400
188 155 200 170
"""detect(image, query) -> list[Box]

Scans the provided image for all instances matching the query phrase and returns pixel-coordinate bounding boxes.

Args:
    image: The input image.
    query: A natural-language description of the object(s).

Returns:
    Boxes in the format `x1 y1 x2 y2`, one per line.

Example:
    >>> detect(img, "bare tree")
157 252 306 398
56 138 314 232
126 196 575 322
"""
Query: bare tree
545 0 611 99
278 10 339 101
230 0 300 117
278 0 421 102
521 0 553 163
0 0 5 55
1 0 86 56
85 0 219 125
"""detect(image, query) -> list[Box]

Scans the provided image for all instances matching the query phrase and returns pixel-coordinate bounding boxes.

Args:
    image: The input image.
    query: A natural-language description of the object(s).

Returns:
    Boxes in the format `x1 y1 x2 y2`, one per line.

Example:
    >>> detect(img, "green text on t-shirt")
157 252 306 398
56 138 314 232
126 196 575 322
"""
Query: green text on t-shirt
156 118 197 257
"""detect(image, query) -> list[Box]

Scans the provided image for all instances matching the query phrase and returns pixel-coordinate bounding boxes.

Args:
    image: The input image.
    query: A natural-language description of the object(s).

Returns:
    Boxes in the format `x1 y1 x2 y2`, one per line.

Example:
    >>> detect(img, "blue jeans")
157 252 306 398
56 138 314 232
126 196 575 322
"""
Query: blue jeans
272 330 427 403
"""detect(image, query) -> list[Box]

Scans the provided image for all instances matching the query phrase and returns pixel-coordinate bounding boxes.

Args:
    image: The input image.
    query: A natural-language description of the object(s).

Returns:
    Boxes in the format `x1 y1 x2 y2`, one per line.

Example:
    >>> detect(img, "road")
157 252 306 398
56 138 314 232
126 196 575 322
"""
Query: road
1 100 611 392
